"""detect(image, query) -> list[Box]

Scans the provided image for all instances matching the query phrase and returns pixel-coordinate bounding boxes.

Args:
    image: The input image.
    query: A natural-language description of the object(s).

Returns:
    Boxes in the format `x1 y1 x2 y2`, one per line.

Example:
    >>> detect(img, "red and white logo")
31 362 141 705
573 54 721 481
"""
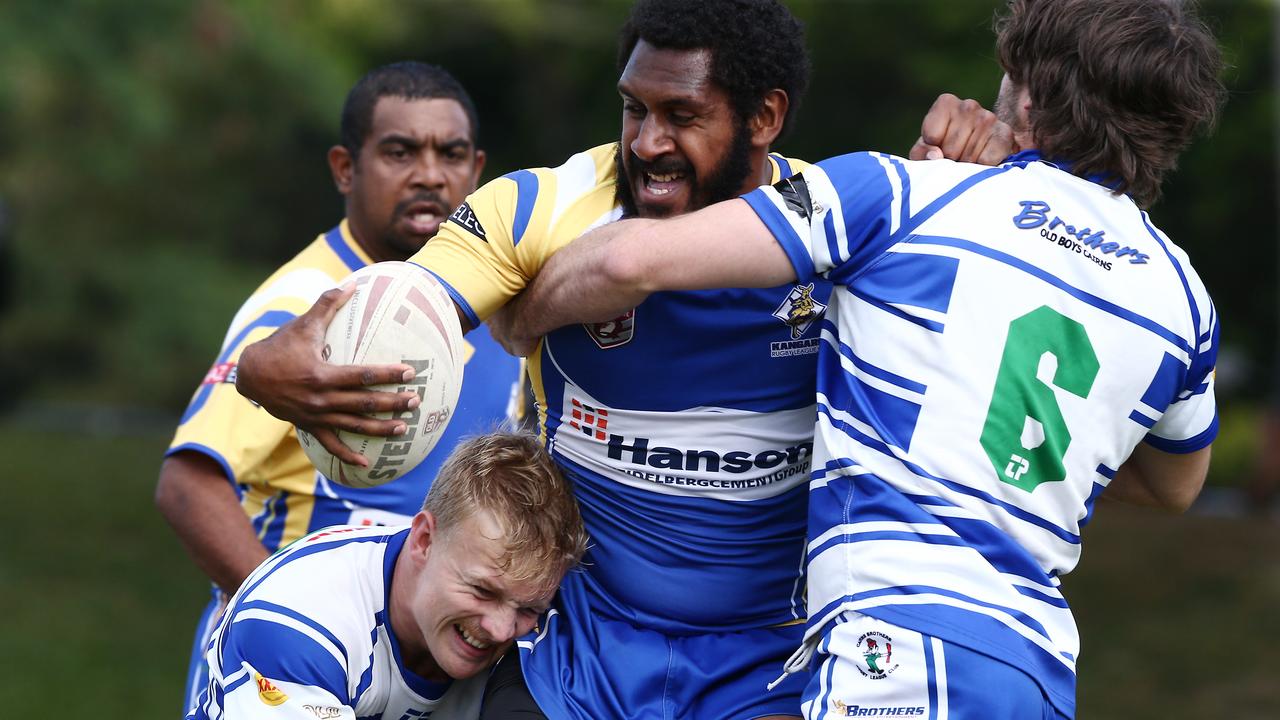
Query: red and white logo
202 362 237 385
567 398 609 441
583 309 635 349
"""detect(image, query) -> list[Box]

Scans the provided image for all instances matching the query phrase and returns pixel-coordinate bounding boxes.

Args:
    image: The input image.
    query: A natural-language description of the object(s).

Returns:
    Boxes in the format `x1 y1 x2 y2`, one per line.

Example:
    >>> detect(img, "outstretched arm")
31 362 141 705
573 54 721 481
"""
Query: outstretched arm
488 200 796 356
235 284 473 466
1103 442 1212 513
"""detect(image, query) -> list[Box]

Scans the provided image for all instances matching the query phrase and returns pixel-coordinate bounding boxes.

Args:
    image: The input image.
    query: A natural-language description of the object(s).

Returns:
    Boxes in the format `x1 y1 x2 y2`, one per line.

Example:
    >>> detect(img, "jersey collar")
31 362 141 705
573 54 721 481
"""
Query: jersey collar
1001 149 1124 193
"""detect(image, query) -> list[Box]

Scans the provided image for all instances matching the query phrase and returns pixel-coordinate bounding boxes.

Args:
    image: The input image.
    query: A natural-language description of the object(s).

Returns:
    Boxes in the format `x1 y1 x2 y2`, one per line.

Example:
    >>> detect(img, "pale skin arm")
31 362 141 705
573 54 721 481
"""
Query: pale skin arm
488 200 796 357
1102 442 1212 513
154 451 269 595
234 284 475 466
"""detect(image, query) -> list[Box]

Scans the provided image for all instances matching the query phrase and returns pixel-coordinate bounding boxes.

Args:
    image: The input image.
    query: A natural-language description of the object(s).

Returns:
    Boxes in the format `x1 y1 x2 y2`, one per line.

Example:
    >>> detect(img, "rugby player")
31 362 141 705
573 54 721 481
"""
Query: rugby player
156 62 518 712
505 1 1224 717
186 432 588 720
235 2 1012 717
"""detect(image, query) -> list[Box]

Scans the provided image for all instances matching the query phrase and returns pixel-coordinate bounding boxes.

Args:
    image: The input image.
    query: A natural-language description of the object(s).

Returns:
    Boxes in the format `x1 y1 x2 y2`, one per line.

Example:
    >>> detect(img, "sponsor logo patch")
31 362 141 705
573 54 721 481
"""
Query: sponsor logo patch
568 398 609 441
303 705 342 719
830 699 926 717
774 172 817 220
1012 199 1149 270
855 631 900 679
583 309 635 349
449 201 487 241
255 672 288 706
202 362 237 385
772 283 826 340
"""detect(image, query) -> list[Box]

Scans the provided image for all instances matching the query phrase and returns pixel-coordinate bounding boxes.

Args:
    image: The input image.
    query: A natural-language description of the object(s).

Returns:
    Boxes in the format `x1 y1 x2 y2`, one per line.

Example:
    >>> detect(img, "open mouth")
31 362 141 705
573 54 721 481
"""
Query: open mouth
454 623 491 652
402 201 448 235
643 169 687 197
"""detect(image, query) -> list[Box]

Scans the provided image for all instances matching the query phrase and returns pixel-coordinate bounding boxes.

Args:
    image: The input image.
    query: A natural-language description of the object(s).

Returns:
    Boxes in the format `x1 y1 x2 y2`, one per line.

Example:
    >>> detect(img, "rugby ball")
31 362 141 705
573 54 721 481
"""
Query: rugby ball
297 261 464 488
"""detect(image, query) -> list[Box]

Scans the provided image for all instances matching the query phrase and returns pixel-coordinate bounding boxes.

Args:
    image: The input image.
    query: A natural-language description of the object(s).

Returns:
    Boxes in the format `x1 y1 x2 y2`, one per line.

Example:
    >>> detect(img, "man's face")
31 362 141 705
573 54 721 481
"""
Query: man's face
615 40 753 218
396 510 557 683
334 97 485 261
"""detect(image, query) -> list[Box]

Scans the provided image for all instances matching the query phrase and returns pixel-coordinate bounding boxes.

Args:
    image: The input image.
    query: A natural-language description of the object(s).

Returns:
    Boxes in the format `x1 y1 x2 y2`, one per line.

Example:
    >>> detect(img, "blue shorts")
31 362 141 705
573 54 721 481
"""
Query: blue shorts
801 613 1067 720
181 587 224 715
519 573 809 719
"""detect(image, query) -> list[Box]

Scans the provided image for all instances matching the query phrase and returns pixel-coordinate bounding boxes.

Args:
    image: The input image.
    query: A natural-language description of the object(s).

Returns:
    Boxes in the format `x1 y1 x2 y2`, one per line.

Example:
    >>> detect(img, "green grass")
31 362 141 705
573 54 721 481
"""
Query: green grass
2 418 1277 718
0 422 205 715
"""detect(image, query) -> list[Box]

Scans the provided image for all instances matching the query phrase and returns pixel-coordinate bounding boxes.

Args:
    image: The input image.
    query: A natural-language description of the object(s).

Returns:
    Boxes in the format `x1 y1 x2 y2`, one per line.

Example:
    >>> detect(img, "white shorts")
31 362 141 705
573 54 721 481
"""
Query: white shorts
801 612 1066 719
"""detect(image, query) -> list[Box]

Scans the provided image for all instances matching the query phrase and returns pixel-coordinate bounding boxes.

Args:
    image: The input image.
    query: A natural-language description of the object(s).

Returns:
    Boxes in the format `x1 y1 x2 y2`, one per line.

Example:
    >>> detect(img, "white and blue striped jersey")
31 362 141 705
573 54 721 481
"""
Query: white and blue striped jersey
187 525 483 720
743 150 1218 717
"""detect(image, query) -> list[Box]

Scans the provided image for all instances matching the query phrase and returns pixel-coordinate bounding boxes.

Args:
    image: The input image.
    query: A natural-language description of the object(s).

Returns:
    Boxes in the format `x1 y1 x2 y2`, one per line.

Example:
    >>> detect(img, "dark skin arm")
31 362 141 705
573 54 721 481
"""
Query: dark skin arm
234 283 476 466
489 93 1018 357
154 451 268 594
909 93 1017 164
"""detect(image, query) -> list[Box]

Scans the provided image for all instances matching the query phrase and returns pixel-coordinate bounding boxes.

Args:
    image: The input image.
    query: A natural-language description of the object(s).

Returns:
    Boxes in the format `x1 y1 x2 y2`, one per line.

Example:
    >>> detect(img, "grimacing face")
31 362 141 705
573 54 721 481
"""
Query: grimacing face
390 510 559 683
332 96 486 262
615 40 753 219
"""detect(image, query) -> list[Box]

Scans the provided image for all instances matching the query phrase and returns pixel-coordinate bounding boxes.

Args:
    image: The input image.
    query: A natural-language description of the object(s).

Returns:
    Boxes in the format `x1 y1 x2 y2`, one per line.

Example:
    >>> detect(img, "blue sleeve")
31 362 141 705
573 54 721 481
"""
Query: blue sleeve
218 615 350 703
742 152 899 284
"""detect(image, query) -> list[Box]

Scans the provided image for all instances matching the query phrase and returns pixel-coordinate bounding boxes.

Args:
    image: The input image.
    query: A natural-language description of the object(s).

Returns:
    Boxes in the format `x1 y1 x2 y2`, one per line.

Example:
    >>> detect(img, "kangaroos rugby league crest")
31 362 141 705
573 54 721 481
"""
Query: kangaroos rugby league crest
773 283 826 339
584 309 636 349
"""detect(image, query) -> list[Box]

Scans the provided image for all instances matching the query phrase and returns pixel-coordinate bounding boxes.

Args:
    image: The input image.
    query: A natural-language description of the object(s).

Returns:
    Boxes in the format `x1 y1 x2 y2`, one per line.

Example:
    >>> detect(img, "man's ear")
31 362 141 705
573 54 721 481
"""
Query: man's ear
328 145 355 195
471 149 487 189
749 89 789 149
408 510 438 558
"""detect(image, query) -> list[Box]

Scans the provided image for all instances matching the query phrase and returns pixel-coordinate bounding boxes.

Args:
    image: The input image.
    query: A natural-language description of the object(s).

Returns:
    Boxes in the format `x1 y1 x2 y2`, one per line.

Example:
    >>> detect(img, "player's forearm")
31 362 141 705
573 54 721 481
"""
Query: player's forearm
514 219 660 337
156 453 269 593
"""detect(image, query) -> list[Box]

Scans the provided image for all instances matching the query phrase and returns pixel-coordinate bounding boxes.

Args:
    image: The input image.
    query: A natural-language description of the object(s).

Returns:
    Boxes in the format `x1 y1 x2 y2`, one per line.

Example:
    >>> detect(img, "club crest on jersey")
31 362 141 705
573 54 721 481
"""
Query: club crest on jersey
583 309 635 349
448 201 486 242
773 284 826 340
855 631 900 679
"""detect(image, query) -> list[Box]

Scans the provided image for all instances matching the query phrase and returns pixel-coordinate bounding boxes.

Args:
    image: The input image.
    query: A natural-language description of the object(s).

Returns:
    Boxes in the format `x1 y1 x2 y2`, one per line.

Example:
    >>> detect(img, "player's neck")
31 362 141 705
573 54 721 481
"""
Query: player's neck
744 147 775 191
388 552 446 682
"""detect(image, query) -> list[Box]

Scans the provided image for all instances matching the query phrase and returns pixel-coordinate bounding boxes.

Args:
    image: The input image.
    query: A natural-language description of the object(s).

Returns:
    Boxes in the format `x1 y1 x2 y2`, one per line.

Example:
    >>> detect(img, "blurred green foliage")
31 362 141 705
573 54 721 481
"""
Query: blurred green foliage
0 0 1273 414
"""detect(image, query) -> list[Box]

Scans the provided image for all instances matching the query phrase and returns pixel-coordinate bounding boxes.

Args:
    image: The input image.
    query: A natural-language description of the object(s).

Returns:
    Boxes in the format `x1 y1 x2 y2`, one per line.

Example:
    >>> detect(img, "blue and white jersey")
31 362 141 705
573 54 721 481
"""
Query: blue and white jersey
744 150 1218 717
187 525 483 720
418 144 826 633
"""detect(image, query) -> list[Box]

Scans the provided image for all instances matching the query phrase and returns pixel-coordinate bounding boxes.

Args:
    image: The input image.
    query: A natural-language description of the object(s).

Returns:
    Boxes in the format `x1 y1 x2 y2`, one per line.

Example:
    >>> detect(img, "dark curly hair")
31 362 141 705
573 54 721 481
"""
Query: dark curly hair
617 0 810 139
997 0 1225 207
339 61 480 159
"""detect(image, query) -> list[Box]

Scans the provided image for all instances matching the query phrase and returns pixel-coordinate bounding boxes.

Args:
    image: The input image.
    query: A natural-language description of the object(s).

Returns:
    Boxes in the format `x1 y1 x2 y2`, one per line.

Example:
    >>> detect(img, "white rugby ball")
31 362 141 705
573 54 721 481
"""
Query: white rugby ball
297 261 464 488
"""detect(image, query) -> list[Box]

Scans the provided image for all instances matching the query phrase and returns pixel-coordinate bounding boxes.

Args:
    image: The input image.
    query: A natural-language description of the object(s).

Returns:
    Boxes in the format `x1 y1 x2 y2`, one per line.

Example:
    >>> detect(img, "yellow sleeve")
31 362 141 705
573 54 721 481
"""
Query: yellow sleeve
168 274 330 489
412 175 520 325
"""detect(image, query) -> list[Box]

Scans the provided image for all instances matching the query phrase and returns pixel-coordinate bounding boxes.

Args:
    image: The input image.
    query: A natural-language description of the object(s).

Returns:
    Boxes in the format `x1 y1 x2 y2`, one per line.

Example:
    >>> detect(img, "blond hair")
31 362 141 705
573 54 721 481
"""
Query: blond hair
424 432 588 587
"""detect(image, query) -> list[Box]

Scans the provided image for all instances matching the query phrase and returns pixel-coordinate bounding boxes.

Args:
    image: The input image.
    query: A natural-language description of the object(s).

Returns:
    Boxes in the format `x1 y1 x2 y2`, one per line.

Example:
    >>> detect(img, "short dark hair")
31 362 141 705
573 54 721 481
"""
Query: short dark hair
617 0 810 139
996 0 1225 206
339 61 480 158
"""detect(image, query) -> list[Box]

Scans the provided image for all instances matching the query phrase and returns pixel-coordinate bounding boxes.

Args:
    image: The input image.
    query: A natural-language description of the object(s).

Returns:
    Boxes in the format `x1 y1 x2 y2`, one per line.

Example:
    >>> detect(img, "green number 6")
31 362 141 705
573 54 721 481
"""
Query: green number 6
979 306 1099 492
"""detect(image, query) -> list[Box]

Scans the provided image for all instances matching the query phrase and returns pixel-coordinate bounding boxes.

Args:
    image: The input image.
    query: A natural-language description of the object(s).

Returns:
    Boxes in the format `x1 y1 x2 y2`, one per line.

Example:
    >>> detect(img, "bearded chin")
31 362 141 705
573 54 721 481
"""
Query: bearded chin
612 118 755 219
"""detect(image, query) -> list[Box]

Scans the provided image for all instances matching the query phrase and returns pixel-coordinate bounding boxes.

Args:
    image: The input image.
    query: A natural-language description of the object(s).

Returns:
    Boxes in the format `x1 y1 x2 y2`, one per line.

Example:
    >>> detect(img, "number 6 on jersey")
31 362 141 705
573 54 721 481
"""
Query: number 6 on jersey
979 306 1100 492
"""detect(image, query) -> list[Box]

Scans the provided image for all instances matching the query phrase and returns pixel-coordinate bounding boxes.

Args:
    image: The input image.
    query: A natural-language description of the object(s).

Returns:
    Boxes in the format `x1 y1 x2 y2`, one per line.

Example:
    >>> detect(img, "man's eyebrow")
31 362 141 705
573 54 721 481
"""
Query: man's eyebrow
437 137 474 152
377 134 421 149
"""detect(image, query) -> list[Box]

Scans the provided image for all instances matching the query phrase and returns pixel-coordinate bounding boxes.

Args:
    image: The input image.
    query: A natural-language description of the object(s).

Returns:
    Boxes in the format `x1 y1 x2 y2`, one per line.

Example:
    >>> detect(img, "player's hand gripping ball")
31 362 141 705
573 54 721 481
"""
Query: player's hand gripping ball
297 262 464 488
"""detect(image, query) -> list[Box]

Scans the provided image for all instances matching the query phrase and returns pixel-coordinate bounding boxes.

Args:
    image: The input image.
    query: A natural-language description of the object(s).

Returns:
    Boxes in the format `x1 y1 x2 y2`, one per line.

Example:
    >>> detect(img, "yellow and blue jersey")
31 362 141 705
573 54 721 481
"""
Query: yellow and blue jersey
412 144 827 719
168 220 520 550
